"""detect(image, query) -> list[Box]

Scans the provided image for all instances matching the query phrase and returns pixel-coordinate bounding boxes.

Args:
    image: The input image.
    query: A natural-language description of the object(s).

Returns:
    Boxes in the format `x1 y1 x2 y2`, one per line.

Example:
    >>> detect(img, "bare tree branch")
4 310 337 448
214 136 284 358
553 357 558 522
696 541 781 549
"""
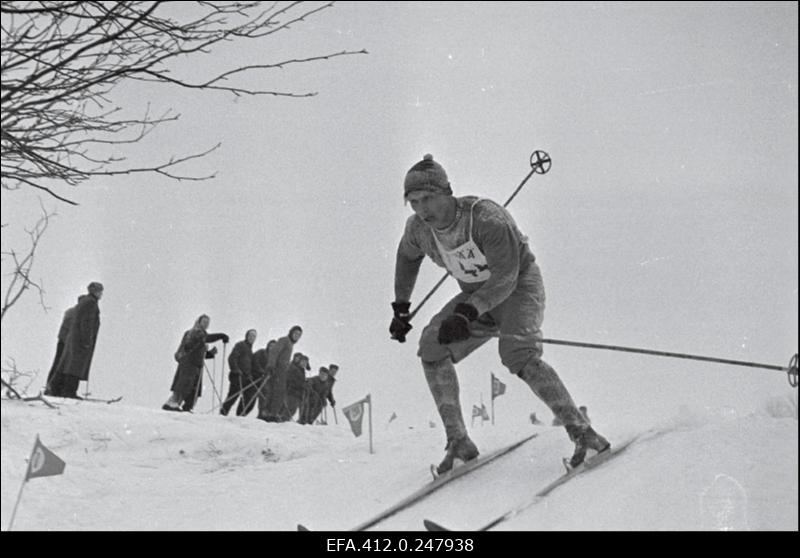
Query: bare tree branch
1 1 368 204
1 357 36 397
0 201 55 323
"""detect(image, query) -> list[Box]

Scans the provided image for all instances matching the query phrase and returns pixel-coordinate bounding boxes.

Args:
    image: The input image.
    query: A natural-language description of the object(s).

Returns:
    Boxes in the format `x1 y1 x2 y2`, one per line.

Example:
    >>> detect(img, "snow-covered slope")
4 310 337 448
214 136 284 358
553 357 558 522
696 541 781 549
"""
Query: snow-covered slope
1 392 796 531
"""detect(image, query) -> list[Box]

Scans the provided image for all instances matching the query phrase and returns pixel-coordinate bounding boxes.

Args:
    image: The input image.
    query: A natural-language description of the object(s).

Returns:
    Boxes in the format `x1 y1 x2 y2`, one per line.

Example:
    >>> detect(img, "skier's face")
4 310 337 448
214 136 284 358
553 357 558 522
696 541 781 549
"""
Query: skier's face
199 316 210 330
246 330 257 344
406 191 456 229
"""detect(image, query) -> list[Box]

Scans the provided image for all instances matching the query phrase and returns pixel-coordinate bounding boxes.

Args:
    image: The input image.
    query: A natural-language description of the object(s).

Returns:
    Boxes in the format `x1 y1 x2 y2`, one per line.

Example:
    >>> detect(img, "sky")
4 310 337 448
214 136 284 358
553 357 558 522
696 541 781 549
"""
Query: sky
1 1 797 428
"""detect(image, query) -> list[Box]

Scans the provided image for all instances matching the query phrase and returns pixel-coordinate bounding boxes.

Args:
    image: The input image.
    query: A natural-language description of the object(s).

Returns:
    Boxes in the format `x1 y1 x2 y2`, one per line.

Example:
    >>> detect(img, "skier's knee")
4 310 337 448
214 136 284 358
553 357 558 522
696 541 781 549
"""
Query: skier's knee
418 326 451 362
499 338 543 376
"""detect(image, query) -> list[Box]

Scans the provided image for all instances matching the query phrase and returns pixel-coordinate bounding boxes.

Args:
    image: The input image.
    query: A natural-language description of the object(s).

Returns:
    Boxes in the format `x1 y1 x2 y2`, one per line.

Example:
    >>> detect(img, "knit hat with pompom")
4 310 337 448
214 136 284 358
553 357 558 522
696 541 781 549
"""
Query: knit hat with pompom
404 154 451 198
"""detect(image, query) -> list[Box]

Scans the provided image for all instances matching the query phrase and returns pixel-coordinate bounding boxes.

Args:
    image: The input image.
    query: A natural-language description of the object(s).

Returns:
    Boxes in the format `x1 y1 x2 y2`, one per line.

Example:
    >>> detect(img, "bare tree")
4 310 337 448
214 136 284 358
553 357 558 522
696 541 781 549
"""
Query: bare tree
1 202 54 323
1 1 367 205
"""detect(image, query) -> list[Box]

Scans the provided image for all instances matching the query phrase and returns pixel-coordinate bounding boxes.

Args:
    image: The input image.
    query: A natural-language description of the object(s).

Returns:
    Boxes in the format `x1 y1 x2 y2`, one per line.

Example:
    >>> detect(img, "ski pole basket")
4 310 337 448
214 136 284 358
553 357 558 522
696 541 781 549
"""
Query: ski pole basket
788 353 798 388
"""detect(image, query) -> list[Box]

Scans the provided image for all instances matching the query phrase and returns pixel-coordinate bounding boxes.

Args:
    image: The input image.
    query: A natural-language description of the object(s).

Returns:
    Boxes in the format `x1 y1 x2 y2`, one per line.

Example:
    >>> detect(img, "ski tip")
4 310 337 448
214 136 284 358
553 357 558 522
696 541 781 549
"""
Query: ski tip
297 524 310 531
423 519 450 532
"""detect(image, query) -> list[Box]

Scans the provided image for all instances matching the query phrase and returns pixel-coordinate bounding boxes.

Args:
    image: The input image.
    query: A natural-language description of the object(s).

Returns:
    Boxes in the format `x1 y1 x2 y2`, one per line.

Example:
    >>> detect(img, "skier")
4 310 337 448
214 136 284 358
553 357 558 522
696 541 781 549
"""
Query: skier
220 329 257 416
163 314 228 412
48 282 104 399
260 326 303 422
390 154 609 474
283 352 311 421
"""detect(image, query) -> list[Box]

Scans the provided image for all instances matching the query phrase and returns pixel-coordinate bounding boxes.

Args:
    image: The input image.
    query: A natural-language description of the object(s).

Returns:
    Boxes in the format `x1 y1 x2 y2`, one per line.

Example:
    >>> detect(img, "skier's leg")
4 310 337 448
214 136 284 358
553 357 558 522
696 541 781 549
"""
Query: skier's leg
422 358 466 442
493 264 608 464
418 294 492 473
236 376 255 416
182 382 198 412
220 374 241 416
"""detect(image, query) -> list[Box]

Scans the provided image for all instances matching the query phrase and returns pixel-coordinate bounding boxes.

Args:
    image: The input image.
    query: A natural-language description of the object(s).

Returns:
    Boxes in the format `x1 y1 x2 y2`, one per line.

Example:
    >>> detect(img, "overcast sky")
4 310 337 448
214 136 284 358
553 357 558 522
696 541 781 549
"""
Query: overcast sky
1 1 797 427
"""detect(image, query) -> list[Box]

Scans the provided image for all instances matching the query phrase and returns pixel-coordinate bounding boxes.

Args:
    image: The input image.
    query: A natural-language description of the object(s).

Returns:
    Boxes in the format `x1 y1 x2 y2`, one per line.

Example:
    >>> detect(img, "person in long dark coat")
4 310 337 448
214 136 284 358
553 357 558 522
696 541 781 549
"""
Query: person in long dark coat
163 314 228 412
220 329 257 416
48 282 104 399
44 302 78 396
282 353 310 421
260 325 302 422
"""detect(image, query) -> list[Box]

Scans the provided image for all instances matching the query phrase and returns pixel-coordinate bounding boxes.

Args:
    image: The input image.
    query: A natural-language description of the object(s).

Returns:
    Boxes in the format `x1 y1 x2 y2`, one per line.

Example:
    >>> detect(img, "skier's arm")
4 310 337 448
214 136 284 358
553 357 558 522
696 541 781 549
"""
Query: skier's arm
394 218 426 303
205 332 229 344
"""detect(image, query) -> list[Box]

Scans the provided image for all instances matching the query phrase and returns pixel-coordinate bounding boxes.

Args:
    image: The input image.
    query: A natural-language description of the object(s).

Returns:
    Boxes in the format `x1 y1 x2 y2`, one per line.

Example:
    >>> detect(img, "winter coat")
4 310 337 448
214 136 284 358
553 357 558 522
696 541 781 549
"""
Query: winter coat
57 305 78 342
52 294 100 380
252 348 270 380
325 377 337 407
300 376 335 424
285 361 307 398
228 340 254 378
170 328 223 398
262 334 295 417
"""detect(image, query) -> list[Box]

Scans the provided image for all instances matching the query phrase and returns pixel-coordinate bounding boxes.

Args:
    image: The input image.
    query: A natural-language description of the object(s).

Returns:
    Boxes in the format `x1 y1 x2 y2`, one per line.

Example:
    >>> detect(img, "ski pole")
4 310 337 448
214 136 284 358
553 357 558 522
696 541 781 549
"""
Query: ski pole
538 339 798 387
212 354 217 413
219 342 227 407
202 363 224 404
208 373 264 414
407 150 552 321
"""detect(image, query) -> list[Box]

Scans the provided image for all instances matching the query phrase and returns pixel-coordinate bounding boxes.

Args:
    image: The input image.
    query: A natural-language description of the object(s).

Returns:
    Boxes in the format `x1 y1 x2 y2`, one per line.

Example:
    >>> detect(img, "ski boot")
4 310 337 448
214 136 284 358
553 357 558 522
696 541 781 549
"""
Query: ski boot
436 435 479 475
566 425 610 468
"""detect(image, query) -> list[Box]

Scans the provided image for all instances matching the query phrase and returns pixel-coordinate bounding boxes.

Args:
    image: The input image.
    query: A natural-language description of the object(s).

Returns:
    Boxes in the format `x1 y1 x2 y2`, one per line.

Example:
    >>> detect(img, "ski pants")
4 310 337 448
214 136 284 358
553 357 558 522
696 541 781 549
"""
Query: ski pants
418 262 587 440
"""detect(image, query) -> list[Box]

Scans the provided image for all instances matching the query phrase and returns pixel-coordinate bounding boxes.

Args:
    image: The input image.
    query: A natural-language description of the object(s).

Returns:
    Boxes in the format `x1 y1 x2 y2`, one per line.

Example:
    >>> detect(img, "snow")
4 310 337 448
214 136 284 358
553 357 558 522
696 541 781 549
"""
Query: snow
1 391 796 531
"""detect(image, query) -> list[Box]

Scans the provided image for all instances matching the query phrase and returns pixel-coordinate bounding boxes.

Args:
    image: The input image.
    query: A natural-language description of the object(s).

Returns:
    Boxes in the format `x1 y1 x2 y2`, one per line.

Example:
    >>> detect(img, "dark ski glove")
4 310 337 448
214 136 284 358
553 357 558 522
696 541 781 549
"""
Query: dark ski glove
389 301 413 343
205 346 218 359
437 303 478 345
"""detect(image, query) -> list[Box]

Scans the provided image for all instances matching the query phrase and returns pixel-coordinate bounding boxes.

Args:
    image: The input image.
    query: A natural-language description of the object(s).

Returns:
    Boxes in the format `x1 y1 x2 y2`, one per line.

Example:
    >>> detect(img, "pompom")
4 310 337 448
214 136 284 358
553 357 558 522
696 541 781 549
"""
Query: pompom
423 153 434 161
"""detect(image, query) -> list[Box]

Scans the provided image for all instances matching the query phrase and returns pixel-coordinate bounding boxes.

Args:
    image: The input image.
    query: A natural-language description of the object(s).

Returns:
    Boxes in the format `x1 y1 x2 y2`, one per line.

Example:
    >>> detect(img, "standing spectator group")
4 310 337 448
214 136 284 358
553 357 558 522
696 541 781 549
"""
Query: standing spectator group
42 292 341 426
159 321 339 424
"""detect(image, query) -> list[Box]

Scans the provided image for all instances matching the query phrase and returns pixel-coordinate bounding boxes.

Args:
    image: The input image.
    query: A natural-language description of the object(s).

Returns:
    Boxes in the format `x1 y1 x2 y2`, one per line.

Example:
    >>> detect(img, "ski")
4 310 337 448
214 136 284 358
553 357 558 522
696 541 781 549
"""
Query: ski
300 432 537 531
424 434 642 531
351 433 537 531
81 395 123 404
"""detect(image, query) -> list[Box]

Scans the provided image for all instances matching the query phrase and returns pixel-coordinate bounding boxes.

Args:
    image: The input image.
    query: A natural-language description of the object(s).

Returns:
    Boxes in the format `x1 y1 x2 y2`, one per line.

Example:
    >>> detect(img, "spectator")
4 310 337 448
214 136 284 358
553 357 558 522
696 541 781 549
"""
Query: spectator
48 282 103 399
163 314 228 412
